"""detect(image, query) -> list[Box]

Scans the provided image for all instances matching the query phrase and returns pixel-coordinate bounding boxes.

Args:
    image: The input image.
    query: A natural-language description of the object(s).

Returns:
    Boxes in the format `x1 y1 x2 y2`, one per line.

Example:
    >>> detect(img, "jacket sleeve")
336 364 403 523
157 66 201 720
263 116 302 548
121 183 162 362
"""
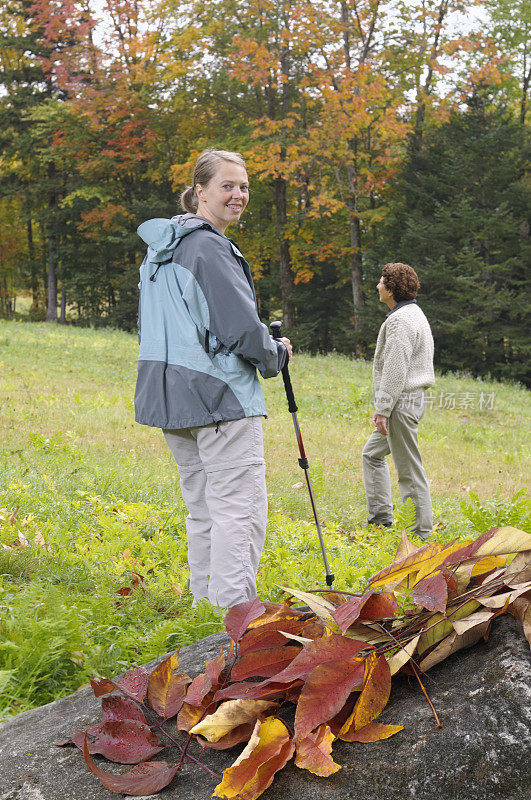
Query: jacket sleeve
374 316 416 417
180 233 288 378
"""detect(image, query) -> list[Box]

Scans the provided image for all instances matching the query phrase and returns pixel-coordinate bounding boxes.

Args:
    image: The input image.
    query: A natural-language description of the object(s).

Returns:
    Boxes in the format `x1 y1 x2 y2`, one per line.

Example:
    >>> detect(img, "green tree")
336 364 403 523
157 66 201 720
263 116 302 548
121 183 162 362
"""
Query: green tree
381 87 530 384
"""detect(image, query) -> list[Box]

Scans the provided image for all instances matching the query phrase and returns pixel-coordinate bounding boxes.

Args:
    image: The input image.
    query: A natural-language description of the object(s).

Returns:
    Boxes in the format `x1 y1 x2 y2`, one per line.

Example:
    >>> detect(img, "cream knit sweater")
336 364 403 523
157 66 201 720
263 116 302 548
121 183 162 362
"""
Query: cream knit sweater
373 302 435 417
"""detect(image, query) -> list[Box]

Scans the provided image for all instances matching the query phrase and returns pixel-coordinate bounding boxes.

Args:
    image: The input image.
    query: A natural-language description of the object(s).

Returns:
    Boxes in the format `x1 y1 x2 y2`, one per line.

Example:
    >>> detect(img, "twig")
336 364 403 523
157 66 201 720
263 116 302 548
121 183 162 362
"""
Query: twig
409 662 442 728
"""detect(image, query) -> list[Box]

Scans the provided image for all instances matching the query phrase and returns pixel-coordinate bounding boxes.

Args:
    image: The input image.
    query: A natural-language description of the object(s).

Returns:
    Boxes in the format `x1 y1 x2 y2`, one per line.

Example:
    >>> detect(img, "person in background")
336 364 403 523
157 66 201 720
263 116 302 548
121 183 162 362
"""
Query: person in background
135 149 292 608
362 262 434 540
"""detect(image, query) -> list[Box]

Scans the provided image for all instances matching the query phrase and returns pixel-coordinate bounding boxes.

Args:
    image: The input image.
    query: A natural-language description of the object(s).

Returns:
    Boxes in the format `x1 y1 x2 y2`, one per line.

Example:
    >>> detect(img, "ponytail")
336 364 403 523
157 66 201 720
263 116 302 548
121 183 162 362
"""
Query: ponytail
180 185 198 213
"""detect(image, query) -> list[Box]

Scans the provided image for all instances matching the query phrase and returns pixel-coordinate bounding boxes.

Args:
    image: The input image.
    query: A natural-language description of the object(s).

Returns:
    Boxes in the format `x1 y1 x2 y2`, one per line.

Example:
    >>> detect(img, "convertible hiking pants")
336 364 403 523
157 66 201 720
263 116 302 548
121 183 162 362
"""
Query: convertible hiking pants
362 390 433 539
163 416 267 609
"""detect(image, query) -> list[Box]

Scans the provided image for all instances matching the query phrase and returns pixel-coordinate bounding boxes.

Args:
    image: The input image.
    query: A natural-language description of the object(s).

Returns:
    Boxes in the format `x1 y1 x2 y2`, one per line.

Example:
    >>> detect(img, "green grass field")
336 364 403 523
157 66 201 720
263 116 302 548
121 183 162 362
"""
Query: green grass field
0 320 529 719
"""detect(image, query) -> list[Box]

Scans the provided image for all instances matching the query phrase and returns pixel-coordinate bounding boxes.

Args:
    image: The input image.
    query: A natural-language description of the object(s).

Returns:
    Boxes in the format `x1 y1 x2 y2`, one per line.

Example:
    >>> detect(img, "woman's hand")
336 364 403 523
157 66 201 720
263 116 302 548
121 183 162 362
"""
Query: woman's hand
280 336 292 360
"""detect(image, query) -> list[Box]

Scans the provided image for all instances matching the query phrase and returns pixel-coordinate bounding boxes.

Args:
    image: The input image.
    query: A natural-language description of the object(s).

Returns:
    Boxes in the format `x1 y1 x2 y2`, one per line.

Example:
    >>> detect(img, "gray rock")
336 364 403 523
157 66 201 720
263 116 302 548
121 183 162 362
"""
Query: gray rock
0 617 529 800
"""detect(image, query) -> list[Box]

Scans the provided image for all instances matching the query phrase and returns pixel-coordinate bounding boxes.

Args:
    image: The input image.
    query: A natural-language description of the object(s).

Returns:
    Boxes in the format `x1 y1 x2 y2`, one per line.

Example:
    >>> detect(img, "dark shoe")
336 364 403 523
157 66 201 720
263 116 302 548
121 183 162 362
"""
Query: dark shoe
361 521 392 529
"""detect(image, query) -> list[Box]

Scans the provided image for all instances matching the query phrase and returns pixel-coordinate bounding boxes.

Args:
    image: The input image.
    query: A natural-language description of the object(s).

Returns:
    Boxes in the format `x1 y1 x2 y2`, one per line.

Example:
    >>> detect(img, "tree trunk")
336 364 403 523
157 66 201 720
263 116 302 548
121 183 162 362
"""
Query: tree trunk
346 153 364 340
26 213 39 309
274 176 295 330
60 283 66 323
46 238 57 322
46 161 58 322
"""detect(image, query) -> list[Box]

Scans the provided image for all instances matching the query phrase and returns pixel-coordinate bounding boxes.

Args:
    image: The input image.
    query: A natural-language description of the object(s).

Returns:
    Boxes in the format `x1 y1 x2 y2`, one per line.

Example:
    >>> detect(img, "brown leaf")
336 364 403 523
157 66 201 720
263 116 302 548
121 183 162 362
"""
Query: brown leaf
231 646 301 681
184 648 225 706
477 580 531 609
413 572 448 613
90 677 116 697
294 724 341 777
504 550 531 585
83 734 179 795
8 506 20 524
225 598 266 643
344 722 403 742
294 656 365 741
147 653 191 718
212 717 295 800
339 652 391 737
511 591 531 649
73 721 163 763
177 701 209 733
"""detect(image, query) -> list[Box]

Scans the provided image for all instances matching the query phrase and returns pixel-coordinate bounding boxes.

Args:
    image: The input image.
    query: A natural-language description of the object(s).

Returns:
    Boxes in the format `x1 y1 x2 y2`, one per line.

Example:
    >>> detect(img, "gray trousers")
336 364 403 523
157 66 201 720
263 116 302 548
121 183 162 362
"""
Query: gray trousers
163 416 267 609
362 391 433 538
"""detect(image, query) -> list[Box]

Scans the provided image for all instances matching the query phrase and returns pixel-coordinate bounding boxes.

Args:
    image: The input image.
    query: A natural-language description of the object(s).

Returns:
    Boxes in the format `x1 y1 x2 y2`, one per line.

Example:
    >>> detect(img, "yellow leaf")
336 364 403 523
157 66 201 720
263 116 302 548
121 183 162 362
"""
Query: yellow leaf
416 600 481 656
386 635 421 676
189 699 276 743
213 717 295 800
344 722 403 742
280 587 335 621
474 527 531 558
470 555 507 577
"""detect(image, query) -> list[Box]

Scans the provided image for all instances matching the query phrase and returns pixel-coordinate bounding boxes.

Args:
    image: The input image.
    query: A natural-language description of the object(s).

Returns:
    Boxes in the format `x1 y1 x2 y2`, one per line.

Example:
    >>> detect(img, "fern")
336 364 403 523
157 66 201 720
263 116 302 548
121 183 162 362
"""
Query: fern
460 489 530 534
393 498 417 532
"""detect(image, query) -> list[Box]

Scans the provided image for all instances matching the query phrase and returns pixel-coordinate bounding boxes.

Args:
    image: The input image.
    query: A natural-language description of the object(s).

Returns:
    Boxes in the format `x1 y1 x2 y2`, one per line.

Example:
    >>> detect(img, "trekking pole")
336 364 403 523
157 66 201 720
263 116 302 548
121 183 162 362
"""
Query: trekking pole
271 321 335 587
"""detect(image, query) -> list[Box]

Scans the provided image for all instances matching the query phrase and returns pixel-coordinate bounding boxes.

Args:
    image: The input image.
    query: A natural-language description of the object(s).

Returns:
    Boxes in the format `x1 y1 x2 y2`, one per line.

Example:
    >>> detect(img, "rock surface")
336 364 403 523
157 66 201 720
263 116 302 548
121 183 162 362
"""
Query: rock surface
0 616 529 800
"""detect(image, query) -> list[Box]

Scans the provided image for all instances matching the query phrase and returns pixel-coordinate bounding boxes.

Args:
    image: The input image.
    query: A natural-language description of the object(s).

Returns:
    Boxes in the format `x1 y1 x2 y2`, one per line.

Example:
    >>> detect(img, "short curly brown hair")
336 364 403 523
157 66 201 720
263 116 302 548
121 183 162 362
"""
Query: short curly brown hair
381 262 420 302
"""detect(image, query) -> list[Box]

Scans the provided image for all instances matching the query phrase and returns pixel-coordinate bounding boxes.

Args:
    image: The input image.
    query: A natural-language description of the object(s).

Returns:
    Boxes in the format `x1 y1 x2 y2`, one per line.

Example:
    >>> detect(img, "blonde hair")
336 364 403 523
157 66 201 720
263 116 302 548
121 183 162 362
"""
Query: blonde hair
180 149 246 213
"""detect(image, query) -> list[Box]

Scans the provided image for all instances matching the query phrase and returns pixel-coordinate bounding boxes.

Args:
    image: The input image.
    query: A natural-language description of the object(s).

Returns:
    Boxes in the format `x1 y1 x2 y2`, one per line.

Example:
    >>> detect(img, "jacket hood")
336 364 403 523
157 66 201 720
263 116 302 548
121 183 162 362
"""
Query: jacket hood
137 214 215 266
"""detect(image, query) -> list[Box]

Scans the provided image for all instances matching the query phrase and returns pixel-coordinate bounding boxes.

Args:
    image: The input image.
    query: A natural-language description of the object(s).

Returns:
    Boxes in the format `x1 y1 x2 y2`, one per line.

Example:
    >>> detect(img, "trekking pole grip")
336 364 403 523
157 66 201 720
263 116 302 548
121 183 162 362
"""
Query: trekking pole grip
270 321 298 413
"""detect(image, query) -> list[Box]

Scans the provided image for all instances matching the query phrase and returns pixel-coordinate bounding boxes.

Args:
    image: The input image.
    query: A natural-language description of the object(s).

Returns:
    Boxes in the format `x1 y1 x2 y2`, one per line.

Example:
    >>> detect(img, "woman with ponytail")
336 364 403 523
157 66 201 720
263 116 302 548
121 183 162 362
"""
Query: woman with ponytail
135 149 292 610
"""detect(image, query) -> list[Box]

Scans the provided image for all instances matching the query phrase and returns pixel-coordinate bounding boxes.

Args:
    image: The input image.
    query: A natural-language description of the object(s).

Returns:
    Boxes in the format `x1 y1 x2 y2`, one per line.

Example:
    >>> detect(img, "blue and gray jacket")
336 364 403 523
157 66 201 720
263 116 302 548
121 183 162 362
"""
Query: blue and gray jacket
134 213 288 430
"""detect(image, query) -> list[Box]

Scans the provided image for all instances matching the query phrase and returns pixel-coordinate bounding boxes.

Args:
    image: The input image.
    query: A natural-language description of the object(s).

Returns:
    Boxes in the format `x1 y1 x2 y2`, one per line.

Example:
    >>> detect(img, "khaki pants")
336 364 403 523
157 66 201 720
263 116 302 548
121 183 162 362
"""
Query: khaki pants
163 416 267 608
362 391 433 538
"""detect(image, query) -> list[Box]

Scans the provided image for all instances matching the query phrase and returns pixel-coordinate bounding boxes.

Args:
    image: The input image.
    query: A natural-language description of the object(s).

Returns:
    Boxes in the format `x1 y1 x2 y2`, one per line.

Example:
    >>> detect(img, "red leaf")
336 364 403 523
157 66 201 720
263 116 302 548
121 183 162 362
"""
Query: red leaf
413 572 448 613
214 679 302 702
225 598 266 642
116 667 149 702
83 735 179 795
231 646 301 681
294 656 365 741
101 697 147 724
333 592 399 633
259 634 367 686
73 721 163 763
239 617 312 654
185 648 225 707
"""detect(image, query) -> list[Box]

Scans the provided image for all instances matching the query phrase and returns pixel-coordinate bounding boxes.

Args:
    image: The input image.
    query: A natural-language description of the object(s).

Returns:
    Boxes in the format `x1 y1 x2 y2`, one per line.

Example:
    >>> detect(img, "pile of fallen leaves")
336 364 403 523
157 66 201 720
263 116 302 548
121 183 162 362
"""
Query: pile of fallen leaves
58 525 531 798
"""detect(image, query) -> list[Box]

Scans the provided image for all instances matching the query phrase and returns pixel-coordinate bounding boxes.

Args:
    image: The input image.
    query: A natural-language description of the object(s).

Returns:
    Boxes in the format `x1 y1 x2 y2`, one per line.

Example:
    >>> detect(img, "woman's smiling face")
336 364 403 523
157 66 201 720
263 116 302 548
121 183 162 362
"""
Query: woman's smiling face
196 161 249 234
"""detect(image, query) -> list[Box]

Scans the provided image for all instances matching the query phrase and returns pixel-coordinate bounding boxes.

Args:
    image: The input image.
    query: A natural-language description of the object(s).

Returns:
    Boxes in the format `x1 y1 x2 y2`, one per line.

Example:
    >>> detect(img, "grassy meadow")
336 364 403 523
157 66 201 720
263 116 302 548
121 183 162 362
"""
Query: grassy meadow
0 319 529 720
